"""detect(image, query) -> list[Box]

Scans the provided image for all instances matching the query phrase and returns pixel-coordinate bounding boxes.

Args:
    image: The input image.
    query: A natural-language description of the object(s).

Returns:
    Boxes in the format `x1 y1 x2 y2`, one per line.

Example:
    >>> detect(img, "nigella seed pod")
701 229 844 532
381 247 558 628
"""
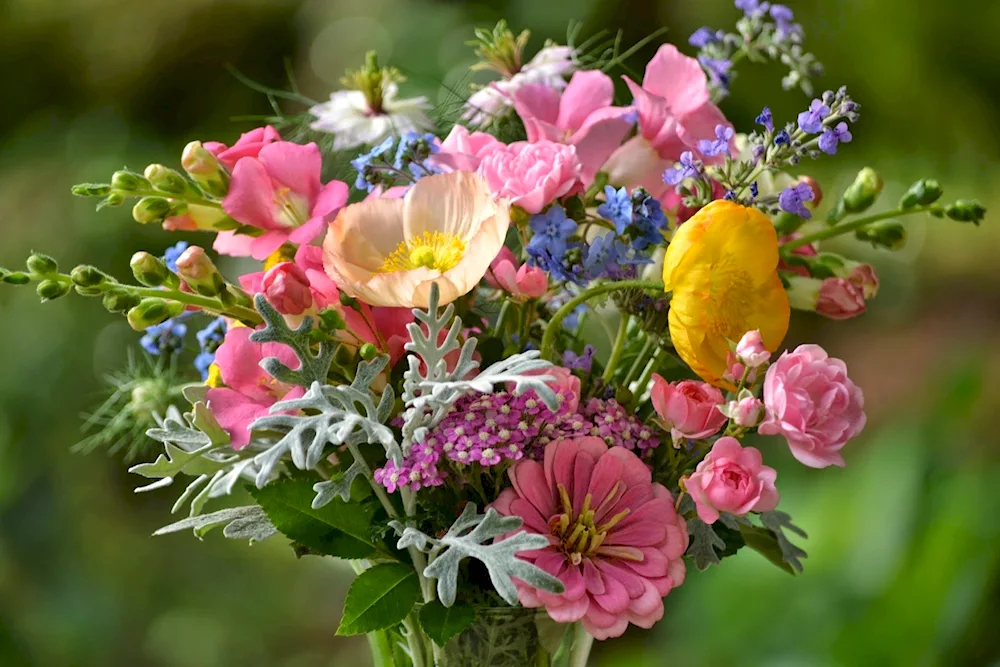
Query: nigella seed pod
26 253 59 275
36 279 71 302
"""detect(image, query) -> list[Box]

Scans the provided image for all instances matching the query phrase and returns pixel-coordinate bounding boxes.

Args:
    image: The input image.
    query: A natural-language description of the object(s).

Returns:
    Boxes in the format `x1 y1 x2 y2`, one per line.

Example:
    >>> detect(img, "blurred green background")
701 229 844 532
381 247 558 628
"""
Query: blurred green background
1 0 998 665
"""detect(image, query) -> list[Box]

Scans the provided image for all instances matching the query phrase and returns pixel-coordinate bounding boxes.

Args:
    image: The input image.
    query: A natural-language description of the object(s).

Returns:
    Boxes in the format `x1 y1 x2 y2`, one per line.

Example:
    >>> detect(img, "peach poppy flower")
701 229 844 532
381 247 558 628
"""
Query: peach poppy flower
323 172 510 308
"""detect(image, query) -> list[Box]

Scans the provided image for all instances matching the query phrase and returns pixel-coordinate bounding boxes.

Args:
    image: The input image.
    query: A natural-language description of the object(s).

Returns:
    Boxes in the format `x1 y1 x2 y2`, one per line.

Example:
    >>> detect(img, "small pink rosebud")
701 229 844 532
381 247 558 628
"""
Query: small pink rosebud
261 262 313 316
684 436 779 524
721 392 763 428
488 247 548 299
650 375 727 441
816 277 866 320
735 330 770 369
514 262 548 298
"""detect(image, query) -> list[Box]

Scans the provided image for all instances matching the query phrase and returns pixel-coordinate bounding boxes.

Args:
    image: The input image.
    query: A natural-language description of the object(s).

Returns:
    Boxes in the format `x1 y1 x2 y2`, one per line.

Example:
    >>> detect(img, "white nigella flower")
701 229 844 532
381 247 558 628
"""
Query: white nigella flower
309 53 433 151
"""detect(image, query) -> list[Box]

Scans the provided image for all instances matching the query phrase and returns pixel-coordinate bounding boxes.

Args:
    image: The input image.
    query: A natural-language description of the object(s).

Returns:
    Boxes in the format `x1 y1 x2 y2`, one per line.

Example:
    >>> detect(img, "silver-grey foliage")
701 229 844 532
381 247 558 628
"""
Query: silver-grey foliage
153 505 277 543
390 503 564 606
249 294 336 388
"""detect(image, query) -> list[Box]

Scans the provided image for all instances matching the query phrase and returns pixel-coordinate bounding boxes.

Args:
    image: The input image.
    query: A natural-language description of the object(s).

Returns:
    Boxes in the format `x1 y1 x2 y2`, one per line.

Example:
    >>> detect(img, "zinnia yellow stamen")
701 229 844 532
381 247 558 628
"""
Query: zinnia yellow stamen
377 231 467 273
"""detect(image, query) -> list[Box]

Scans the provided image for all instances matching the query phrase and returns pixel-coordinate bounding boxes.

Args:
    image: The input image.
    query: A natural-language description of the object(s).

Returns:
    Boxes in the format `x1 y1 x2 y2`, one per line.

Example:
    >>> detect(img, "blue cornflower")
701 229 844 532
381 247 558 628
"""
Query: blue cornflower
797 99 830 134
699 57 732 90
663 151 703 186
351 137 396 191
563 345 595 372
689 27 718 48
597 186 633 234
756 107 774 133
140 319 187 356
697 124 735 158
163 241 189 273
774 129 791 146
818 122 853 154
779 183 815 219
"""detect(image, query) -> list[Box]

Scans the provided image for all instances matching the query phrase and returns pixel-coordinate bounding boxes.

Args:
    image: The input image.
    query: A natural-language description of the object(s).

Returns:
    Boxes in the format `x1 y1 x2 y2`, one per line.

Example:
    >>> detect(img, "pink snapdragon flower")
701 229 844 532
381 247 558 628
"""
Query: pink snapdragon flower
204 125 281 171
493 437 688 640
513 70 633 182
216 141 349 260
260 262 314 316
476 140 582 214
684 437 779 524
816 277 867 320
758 344 866 468
602 45 732 193
487 247 548 299
650 376 727 441
206 327 306 449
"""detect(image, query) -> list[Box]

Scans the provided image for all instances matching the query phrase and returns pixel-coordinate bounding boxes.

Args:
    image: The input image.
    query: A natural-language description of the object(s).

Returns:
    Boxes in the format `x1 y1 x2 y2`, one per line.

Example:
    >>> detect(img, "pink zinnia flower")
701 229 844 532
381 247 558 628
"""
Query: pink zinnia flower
650 376 727 441
216 141 349 260
487 247 548 300
758 344 866 468
476 140 582 214
493 437 688 640
205 327 306 449
513 70 633 183
684 437 779 525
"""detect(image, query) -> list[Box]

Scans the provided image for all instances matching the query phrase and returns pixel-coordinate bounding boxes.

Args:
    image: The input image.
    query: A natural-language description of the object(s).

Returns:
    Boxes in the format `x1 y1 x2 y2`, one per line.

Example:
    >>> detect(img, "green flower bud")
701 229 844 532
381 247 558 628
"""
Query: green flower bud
856 220 907 250
843 167 883 214
338 292 358 308
143 164 190 195
3 271 31 285
945 199 986 225
130 252 172 287
173 246 225 296
36 279 71 302
773 210 806 235
96 192 126 210
899 179 943 209
333 344 356 368
126 298 184 331
74 285 105 297
102 289 142 313
26 253 59 275
132 196 172 225
359 343 378 360
181 141 229 197
319 308 347 332
808 252 848 279
71 183 113 197
70 264 108 287
110 170 150 192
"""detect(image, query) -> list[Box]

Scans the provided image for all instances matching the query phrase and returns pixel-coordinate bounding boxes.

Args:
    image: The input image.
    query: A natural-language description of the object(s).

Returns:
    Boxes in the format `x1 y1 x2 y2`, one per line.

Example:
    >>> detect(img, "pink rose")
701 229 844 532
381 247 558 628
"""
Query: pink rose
261 262 314 316
685 437 779 524
650 375 727 440
721 393 763 428
487 248 548 299
735 330 770 369
758 344 866 468
476 140 582 214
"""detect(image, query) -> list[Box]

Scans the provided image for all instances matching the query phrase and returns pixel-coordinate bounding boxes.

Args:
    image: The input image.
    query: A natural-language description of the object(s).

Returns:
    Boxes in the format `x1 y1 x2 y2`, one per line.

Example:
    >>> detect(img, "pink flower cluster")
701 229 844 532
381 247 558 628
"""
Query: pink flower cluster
685 437 778 524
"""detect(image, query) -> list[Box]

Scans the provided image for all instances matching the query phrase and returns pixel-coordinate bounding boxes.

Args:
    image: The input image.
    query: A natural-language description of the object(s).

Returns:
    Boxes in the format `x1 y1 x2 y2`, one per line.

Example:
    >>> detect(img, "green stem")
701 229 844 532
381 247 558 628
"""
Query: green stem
621 336 656 388
632 345 668 400
567 623 595 667
781 205 934 251
402 615 430 667
601 315 630 382
540 279 665 362
131 187 221 208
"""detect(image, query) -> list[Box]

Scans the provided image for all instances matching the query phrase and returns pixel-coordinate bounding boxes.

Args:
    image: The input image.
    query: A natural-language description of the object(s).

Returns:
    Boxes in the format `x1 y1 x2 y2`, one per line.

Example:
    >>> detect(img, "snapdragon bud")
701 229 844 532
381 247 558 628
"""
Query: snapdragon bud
855 220 907 250
174 246 226 296
70 264 109 287
126 298 184 331
102 289 142 313
143 164 189 195
2 271 31 285
899 179 942 209
26 253 58 275
181 141 229 197
945 199 986 225
71 183 112 197
843 167 883 214
99 192 126 209
36 280 71 302
130 252 174 288
110 170 150 193
132 196 172 225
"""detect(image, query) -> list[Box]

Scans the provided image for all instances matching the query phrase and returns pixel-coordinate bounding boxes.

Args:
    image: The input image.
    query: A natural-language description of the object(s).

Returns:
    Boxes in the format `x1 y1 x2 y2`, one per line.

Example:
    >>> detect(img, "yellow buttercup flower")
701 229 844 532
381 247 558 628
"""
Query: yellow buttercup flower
663 200 790 387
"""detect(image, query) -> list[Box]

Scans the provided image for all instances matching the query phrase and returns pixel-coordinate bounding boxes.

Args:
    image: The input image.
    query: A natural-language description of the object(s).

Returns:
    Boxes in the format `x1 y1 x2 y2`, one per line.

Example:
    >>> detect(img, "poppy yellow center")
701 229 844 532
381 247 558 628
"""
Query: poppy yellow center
378 231 467 273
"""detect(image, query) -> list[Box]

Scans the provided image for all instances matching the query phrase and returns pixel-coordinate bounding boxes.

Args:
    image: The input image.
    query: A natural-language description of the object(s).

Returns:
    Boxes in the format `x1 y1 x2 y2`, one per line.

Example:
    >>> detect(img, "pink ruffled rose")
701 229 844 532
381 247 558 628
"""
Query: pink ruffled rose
487 247 548 299
758 344 866 468
650 375 727 440
684 437 779 524
476 140 582 214
261 262 314 316
206 327 305 449
217 141 349 260
493 437 688 640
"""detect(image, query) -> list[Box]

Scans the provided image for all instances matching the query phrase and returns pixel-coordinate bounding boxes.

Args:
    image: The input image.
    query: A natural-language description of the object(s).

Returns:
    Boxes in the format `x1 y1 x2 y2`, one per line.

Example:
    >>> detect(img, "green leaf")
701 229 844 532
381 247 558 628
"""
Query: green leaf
336 563 420 636
740 525 796 575
418 600 475 647
249 479 379 559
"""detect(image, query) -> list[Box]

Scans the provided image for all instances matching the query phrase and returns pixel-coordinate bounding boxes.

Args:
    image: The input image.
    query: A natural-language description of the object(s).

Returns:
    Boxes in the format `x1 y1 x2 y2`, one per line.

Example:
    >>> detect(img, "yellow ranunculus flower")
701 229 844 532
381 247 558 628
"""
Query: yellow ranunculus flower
662 200 790 387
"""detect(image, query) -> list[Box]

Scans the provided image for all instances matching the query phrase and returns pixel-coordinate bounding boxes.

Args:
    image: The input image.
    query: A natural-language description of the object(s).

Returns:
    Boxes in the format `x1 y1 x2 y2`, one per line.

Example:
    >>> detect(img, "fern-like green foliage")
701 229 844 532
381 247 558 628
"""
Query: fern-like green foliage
390 503 564 607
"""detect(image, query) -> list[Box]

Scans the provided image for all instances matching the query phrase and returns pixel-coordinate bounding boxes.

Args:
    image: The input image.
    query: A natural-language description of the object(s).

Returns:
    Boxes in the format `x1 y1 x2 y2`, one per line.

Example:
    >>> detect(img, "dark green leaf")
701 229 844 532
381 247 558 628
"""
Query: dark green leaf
740 525 796 575
249 479 379 559
337 563 421 636
418 600 476 647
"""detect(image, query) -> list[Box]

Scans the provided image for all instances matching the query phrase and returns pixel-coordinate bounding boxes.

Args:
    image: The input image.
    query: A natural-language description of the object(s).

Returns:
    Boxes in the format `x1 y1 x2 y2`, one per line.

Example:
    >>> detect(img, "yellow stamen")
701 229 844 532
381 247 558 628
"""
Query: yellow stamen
378 231 466 274
205 363 224 388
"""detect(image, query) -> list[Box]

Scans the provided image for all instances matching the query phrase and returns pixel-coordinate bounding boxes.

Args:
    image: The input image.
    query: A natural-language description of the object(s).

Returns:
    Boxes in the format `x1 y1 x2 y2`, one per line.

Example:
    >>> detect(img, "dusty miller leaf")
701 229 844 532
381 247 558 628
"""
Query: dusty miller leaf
152 505 277 543
312 460 367 508
390 503 564 606
249 293 336 388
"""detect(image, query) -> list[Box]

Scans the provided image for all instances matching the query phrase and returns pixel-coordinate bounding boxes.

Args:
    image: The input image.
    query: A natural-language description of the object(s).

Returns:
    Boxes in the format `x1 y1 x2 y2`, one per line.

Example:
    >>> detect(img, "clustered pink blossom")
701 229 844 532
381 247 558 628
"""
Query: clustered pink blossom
476 140 582 214
650 376 727 440
684 437 779 524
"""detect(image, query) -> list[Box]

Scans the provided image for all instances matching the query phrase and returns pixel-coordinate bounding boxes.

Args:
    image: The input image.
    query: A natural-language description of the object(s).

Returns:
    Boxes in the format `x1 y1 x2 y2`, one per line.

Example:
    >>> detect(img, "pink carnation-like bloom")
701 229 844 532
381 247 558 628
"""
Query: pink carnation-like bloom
216 141 349 260
476 140 582 214
650 376 727 440
487 247 548 299
758 344 866 468
493 437 688 640
685 437 779 525
206 327 305 449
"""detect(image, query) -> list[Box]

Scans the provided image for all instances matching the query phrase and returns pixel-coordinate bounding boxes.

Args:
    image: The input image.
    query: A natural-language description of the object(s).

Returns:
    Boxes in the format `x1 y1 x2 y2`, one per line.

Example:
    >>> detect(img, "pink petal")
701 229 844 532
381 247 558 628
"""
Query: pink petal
641 44 710 116
510 459 556 516
257 141 322 202
513 83 561 125
213 230 257 258
570 115 634 182
249 231 289 261
312 180 349 219
556 70 615 131
205 388 272 450
224 158 277 230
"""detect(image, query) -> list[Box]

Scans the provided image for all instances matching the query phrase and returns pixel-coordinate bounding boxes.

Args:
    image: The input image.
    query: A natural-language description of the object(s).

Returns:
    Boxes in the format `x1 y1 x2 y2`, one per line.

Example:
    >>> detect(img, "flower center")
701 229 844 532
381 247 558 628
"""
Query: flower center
378 231 467 273
549 483 631 565
273 187 310 228
704 256 755 337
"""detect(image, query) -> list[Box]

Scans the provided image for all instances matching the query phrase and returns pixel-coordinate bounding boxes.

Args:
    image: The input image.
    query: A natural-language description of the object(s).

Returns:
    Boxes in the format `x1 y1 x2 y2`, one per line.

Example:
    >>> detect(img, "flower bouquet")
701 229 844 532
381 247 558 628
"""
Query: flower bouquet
1 4 985 666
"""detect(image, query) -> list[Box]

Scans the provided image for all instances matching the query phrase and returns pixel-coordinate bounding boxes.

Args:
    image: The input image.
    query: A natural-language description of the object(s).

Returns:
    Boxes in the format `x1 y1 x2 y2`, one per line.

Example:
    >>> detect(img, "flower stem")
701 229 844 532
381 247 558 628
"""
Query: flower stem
540 279 665 361
567 623 595 667
632 345 668 400
601 315 630 382
622 336 656 389
781 205 935 251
